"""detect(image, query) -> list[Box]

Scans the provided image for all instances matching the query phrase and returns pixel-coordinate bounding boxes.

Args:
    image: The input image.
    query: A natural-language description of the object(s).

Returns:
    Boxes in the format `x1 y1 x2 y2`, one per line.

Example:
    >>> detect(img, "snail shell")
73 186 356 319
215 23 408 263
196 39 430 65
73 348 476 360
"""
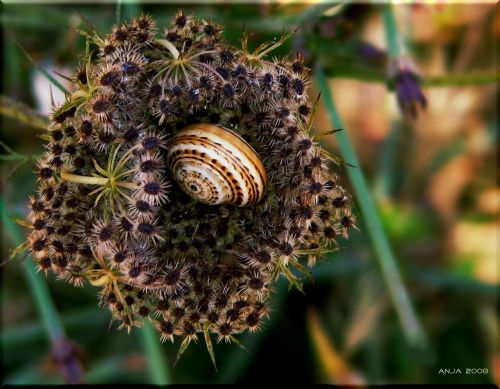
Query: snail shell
167 123 267 207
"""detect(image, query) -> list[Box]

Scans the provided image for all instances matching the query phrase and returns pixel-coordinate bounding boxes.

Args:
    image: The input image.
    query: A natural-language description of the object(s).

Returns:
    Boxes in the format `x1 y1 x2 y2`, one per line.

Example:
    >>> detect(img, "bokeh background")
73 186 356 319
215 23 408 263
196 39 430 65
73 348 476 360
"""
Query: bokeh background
1 1 498 385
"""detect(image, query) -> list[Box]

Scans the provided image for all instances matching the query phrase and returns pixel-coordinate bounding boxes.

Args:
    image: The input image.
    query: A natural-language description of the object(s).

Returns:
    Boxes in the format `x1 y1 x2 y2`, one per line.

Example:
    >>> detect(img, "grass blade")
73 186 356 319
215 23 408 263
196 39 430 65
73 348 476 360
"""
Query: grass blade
10 34 69 95
141 320 171 385
314 65 428 349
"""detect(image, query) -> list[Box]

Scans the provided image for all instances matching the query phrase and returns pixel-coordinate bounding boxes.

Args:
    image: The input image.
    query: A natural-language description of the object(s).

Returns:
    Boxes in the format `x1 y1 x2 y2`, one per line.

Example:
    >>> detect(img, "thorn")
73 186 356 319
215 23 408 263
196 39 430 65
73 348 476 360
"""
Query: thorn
319 148 357 168
74 9 98 33
8 241 30 261
38 134 52 142
314 128 344 140
1 250 28 268
53 70 73 82
50 85 55 109
228 335 250 354
10 216 32 228
173 336 192 367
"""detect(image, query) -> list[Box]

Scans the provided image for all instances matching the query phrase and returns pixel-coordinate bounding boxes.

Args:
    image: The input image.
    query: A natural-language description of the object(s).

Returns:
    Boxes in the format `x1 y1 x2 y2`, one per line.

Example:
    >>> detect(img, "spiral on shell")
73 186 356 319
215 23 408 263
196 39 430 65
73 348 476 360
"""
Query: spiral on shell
167 123 268 206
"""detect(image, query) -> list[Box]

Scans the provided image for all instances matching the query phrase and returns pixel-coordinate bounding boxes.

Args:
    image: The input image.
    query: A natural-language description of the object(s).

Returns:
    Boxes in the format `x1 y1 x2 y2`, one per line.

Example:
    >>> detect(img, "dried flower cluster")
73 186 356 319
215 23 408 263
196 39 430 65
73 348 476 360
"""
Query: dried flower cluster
24 12 355 357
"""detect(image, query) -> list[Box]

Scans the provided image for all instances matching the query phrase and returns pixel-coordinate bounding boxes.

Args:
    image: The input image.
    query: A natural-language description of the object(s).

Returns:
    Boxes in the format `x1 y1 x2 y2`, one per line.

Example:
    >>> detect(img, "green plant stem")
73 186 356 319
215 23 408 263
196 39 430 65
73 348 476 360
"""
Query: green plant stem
1 199 65 342
121 0 141 22
381 3 402 58
141 320 171 385
115 0 122 25
2 306 108 349
315 65 427 348
0 154 30 161
373 123 399 199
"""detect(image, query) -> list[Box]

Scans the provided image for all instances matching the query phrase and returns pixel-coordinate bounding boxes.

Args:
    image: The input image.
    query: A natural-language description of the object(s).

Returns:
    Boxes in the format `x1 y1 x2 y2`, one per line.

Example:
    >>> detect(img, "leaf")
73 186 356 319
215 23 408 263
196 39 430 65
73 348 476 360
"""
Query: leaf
0 96 49 130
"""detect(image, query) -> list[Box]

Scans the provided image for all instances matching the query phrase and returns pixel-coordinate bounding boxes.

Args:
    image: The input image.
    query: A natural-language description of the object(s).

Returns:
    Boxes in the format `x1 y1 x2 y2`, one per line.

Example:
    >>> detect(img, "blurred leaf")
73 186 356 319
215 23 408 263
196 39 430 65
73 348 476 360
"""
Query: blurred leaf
343 275 387 354
307 306 364 384
10 33 69 95
0 95 49 130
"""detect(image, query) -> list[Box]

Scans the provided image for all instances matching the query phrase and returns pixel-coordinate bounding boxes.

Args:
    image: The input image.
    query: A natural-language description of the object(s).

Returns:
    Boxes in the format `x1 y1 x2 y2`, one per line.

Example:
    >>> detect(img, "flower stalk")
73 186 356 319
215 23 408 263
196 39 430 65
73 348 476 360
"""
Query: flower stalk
315 64 428 349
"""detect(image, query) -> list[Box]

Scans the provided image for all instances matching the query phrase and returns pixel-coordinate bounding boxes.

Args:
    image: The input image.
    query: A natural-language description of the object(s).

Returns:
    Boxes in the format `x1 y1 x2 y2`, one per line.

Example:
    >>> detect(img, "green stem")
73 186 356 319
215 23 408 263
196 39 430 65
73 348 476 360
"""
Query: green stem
115 0 122 25
2 306 108 349
315 65 428 348
0 154 29 161
381 3 402 58
141 320 172 385
373 123 399 199
0 199 65 341
121 0 141 21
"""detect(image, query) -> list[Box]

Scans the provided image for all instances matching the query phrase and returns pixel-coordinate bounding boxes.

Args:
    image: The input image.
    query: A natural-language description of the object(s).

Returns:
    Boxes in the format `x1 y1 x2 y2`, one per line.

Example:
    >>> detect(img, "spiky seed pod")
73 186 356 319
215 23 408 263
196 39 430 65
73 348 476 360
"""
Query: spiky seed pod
24 11 355 359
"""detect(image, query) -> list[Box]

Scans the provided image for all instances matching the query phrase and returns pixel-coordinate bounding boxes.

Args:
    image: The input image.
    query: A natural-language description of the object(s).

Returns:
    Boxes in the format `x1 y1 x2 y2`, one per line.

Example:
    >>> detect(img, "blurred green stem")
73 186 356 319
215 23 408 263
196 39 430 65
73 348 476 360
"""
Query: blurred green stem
373 124 398 199
2 306 108 349
315 65 427 349
115 0 122 25
141 320 171 385
116 0 141 24
1 199 64 341
381 3 403 58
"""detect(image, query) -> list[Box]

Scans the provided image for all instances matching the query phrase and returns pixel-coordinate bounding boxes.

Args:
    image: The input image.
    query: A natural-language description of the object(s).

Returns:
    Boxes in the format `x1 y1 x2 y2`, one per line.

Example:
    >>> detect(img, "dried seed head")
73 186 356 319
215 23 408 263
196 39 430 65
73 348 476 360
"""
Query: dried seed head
24 12 355 357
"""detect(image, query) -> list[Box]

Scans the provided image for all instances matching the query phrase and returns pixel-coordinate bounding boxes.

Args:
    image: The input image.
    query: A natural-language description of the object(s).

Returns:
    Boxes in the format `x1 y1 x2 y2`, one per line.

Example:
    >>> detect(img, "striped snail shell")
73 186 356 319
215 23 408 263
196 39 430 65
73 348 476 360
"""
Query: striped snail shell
166 123 267 207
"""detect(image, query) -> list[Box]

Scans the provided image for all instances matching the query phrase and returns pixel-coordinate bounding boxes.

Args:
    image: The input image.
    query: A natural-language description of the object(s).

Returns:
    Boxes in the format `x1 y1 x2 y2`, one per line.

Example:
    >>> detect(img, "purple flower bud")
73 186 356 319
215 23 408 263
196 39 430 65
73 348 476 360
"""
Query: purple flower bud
388 57 427 119
51 336 84 384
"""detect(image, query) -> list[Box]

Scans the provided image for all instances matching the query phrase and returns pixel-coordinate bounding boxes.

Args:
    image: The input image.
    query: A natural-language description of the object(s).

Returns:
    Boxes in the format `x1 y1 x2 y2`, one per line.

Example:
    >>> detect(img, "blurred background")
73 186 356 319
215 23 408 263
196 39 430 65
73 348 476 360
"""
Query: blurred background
1 1 498 385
